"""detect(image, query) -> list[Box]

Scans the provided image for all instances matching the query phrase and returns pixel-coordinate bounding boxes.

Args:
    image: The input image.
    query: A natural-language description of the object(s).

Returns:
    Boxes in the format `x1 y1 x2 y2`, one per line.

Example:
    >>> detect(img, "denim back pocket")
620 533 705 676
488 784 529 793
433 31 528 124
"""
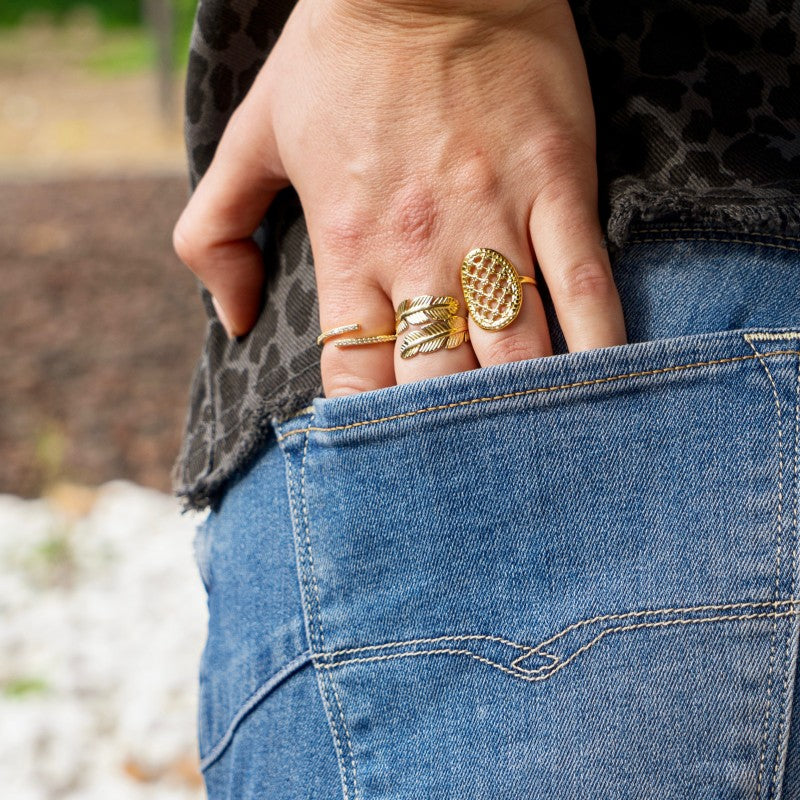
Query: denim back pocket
275 326 800 799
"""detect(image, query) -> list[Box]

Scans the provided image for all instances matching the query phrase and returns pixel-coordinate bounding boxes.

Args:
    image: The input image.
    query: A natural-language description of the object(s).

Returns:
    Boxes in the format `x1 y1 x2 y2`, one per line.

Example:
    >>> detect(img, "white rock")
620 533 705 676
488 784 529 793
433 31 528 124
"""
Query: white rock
0 482 209 799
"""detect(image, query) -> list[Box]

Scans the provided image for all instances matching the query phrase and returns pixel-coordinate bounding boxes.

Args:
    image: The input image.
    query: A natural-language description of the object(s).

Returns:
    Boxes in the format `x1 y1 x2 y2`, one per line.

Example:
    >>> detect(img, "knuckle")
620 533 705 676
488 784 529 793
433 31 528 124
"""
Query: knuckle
388 183 439 259
534 128 594 169
454 151 502 205
483 330 544 364
315 210 374 260
530 133 596 200
557 260 615 305
172 218 201 269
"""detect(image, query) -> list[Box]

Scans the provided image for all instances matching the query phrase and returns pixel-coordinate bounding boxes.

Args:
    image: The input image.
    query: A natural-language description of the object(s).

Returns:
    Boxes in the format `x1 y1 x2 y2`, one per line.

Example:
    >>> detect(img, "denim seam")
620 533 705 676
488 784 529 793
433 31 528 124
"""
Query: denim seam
624 236 800 255
279 419 359 800
300 417 361 799
770 353 800 800
744 334 788 800
312 603 800 683
629 228 800 245
277 351 795 441
198 650 313 772
278 426 352 800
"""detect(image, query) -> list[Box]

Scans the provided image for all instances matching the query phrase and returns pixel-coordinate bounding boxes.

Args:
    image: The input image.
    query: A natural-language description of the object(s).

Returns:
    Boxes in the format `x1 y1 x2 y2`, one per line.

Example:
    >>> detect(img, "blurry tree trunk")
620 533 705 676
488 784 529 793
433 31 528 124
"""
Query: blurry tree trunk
142 0 176 126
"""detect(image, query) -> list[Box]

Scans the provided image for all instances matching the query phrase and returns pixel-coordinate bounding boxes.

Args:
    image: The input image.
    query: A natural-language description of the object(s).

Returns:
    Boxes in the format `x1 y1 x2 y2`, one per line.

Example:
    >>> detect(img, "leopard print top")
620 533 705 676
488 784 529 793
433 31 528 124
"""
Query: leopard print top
172 0 800 512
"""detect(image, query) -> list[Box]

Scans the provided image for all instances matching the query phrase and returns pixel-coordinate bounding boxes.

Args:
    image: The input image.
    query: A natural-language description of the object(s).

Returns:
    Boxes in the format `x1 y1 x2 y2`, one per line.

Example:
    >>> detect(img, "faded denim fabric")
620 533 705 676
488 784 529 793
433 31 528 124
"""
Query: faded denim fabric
192 227 800 799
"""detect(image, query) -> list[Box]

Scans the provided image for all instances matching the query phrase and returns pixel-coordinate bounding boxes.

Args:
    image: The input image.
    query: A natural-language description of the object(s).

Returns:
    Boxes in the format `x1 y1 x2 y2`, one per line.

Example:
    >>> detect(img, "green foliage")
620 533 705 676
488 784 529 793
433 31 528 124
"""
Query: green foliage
34 532 74 568
21 520 79 589
0 1 198 28
0 0 197 28
0 2 197 69
83 28 157 74
0 2 197 75
175 0 196 67
3 677 50 698
3 1 196 25
0 1 142 28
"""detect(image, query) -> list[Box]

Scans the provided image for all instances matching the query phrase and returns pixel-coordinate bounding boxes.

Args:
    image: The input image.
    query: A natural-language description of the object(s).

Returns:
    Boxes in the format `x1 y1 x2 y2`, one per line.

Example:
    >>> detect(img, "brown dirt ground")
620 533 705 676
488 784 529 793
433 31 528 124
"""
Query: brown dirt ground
0 174 208 498
0 21 212 499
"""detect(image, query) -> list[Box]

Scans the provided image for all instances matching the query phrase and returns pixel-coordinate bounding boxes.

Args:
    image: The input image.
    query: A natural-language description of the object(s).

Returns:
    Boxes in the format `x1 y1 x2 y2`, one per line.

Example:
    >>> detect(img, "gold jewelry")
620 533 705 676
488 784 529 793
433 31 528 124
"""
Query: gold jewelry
395 295 460 333
399 314 469 360
460 247 537 332
316 322 396 348
394 295 469 359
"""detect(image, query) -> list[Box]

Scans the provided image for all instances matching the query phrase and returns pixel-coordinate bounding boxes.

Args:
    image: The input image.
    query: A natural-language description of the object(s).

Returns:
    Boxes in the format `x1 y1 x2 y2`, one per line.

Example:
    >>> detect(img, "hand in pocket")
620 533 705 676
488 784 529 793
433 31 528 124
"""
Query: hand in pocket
172 0 627 398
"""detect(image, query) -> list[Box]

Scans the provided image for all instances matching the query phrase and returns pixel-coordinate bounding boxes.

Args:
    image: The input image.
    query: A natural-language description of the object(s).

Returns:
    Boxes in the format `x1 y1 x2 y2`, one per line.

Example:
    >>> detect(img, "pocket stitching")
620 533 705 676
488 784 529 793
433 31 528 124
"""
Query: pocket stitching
744 334 793 800
313 599 800 683
277 349 796 441
278 417 360 799
627 234 800 254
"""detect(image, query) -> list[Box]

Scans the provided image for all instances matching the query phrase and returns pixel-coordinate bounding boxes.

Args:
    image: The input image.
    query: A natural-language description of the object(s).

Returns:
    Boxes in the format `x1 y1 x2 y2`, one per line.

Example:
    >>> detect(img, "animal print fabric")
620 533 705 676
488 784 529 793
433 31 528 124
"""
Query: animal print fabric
172 0 800 512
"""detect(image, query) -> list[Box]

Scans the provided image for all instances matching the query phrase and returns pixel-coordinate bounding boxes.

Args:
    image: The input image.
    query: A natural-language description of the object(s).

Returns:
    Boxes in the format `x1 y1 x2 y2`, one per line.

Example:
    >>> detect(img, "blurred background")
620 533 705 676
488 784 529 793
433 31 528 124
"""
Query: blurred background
1 1 211 798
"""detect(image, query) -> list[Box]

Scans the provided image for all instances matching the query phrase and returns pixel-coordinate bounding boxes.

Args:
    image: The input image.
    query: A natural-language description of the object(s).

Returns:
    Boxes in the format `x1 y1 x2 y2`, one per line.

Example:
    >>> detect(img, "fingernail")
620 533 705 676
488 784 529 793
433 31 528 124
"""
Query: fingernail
211 295 237 340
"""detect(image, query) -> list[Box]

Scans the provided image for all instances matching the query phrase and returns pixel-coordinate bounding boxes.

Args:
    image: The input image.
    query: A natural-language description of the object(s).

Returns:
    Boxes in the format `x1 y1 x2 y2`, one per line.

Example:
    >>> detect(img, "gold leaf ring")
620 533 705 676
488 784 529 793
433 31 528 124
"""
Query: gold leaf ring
394 295 470 359
395 295 460 333
399 314 469 360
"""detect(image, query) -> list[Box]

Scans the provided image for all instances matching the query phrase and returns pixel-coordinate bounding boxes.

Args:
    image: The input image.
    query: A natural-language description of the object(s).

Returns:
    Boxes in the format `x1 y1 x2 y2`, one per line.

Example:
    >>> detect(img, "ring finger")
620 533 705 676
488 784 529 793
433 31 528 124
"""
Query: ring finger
458 230 552 368
391 273 480 386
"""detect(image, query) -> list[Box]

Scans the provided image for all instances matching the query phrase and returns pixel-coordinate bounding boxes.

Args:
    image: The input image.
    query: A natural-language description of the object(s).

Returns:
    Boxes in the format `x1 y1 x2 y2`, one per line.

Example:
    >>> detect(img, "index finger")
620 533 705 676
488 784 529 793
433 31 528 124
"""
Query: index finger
172 81 290 337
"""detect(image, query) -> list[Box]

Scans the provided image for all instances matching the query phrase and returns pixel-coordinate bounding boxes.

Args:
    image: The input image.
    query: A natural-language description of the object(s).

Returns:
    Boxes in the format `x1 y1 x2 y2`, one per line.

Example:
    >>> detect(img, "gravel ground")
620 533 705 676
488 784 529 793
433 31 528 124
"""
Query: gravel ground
1 25 224 800
0 165 215 800
0 481 208 800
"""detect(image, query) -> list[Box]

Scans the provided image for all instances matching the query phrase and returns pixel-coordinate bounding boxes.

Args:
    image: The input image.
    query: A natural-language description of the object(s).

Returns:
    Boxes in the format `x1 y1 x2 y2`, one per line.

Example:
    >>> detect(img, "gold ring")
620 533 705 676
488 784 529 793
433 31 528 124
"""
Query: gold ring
460 247 537 332
395 295 460 333
399 313 469 359
316 323 396 348
394 295 469 359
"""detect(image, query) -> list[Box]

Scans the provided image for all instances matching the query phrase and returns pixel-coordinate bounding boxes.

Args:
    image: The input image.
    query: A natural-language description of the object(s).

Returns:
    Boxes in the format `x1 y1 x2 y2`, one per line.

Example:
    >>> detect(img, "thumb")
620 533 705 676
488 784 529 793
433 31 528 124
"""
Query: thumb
172 75 290 338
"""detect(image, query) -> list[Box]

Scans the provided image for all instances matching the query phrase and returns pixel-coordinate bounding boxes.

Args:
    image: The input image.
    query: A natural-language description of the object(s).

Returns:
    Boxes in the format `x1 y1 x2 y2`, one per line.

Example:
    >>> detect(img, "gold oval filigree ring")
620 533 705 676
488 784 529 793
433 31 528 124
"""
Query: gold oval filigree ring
460 248 537 332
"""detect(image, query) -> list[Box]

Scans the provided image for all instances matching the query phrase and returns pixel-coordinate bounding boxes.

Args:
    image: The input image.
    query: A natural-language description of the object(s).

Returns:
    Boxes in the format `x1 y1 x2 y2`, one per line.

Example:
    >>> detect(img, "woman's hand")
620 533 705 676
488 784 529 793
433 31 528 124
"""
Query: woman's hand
172 0 627 397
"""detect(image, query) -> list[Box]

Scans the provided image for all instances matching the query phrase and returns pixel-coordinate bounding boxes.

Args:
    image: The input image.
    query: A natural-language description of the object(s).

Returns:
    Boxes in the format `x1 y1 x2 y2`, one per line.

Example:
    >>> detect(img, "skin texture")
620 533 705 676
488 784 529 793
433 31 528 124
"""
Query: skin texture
173 0 627 397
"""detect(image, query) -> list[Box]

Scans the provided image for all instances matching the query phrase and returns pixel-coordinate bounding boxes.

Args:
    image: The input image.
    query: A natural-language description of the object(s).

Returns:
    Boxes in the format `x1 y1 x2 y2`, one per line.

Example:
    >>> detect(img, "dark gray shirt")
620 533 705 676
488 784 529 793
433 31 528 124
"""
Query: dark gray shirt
172 0 800 512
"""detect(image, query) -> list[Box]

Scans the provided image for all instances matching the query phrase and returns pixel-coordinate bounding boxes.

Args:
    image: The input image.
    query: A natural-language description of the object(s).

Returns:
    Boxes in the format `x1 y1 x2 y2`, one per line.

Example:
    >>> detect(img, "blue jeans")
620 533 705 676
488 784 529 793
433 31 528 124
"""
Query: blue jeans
192 227 800 799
